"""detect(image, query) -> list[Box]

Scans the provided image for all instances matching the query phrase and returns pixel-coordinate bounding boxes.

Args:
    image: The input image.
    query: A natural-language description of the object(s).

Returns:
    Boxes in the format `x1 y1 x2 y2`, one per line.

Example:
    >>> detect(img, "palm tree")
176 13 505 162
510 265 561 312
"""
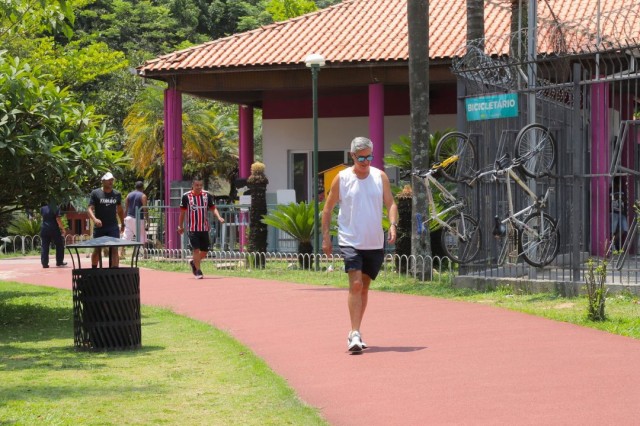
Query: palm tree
467 0 484 50
123 84 238 198
262 202 324 269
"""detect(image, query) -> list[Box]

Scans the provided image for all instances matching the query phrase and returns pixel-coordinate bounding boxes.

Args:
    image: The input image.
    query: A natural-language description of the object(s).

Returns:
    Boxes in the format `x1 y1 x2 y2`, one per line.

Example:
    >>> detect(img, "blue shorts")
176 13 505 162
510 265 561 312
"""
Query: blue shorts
93 224 119 238
188 231 210 252
339 246 385 280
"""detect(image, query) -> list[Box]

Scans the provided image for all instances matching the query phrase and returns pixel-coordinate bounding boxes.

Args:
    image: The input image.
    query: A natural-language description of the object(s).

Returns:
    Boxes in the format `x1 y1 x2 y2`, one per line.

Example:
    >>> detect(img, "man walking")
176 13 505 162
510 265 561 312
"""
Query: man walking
177 176 225 279
321 137 398 353
121 181 149 256
88 172 125 268
40 201 67 268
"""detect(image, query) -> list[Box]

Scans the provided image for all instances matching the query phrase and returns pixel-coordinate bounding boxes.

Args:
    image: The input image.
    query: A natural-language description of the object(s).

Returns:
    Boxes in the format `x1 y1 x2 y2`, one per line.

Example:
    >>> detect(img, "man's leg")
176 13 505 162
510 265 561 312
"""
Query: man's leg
41 232 51 267
91 247 101 267
111 247 119 267
358 274 372 325
347 270 365 333
54 232 65 265
193 248 202 270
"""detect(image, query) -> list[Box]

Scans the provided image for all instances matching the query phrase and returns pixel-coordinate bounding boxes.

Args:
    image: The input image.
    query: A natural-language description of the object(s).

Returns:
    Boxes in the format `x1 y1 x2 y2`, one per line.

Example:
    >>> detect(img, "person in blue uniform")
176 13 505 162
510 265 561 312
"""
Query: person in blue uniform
40 202 67 268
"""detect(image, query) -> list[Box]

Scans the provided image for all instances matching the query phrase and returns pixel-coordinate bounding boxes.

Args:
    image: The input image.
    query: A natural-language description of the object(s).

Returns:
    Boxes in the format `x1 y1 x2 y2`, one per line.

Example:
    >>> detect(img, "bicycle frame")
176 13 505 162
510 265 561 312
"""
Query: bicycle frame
501 166 552 232
415 157 471 242
472 160 555 266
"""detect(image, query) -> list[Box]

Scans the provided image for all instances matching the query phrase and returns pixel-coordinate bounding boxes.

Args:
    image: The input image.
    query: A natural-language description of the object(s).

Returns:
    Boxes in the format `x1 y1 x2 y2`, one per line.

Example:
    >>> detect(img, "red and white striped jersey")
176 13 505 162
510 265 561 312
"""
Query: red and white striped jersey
180 190 216 232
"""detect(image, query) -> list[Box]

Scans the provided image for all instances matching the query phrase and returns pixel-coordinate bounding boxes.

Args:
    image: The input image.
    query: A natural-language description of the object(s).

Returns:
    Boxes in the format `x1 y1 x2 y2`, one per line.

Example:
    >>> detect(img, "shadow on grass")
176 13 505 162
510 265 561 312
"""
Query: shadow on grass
0 291 73 343
0 382 167 408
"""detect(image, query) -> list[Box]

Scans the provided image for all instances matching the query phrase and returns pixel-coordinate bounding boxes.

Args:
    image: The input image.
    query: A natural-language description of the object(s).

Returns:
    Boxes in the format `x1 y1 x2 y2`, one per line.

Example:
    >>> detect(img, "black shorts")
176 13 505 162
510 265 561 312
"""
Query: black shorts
188 231 210 252
339 246 385 280
93 224 119 239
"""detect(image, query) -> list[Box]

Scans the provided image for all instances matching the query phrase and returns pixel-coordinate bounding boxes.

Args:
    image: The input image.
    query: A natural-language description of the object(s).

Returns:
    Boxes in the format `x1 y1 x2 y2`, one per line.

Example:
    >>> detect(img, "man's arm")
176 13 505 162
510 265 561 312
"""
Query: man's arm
124 196 130 218
177 210 186 235
210 205 225 223
381 172 398 244
87 204 101 227
141 194 149 228
117 204 125 233
321 175 340 255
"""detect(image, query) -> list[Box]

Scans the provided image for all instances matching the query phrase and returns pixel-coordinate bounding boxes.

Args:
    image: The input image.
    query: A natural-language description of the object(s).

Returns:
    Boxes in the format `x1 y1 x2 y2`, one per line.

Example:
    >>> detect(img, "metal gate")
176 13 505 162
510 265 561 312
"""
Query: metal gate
450 2 640 286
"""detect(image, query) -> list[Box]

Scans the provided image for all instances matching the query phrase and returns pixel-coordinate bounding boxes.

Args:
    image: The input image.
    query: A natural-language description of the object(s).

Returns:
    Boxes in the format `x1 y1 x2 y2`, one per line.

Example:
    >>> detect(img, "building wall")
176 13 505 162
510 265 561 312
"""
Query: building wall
262 114 456 193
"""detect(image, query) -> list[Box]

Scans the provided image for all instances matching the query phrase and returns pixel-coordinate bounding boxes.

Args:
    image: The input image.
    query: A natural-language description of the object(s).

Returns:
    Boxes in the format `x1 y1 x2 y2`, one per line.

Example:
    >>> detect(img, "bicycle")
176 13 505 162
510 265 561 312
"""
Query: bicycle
433 123 556 183
470 153 560 267
403 156 481 264
612 201 640 270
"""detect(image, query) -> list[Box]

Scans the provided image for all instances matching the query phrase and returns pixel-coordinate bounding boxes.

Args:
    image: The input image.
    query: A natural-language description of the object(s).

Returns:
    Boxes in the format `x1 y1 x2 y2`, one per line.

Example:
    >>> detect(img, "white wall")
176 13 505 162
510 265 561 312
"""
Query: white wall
262 114 457 193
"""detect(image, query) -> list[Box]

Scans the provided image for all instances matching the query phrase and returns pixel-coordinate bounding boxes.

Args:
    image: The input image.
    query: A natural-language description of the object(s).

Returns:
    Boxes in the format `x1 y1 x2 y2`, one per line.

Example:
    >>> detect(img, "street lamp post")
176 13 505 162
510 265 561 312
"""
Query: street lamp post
305 53 325 271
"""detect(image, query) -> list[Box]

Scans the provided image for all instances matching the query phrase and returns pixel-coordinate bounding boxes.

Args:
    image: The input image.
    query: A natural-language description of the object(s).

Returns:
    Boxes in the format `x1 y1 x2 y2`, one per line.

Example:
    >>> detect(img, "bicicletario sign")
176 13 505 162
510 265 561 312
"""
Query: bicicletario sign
465 93 518 121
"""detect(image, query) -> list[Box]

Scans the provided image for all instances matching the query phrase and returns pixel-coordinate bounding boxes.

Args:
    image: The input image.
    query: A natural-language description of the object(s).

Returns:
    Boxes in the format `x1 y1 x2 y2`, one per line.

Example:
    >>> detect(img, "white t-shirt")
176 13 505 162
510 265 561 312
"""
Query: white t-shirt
337 166 384 249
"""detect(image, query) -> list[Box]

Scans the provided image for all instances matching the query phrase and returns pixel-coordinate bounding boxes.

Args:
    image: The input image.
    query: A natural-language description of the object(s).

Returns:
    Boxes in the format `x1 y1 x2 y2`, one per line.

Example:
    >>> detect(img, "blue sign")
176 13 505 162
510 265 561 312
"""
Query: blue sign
465 93 519 121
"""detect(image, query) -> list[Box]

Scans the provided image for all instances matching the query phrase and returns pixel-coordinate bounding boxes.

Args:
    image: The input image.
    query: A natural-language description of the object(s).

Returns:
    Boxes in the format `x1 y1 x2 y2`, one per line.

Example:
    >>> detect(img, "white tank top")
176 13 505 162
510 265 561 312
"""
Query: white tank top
337 166 384 249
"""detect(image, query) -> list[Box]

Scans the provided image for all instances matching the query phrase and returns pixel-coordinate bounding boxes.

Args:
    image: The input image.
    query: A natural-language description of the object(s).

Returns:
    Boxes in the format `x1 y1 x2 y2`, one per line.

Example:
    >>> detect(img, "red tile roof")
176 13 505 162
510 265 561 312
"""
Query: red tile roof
139 0 640 74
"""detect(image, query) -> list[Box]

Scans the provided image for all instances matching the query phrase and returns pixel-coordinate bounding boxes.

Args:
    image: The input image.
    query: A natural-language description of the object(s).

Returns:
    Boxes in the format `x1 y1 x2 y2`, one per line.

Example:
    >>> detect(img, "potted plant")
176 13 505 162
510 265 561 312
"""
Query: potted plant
261 201 323 269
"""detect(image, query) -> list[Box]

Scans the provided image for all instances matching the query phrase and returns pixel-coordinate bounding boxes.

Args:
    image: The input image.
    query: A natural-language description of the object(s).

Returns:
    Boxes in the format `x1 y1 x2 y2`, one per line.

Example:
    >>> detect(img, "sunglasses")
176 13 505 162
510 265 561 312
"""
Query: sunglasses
354 154 374 163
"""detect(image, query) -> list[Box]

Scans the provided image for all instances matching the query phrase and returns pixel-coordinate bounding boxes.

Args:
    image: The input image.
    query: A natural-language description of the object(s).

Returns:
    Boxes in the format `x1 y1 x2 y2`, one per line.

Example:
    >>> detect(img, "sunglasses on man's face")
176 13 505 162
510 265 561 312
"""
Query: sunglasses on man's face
354 155 374 163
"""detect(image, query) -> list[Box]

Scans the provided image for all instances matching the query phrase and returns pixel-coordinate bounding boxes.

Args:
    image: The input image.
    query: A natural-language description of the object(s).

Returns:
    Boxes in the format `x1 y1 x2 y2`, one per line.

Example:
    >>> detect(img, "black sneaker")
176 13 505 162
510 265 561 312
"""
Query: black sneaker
189 260 197 276
56 262 67 267
195 269 204 280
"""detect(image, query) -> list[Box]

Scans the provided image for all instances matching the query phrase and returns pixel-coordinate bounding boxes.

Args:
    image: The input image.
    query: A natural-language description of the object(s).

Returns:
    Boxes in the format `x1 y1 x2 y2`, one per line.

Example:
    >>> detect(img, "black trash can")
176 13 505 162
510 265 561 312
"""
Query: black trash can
67 236 143 351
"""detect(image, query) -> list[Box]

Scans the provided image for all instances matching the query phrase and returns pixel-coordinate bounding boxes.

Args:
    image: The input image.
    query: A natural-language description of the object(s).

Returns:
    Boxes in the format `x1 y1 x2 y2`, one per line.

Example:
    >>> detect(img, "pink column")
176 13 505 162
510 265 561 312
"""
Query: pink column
239 105 254 179
620 96 636 214
238 105 254 251
369 83 385 169
164 87 183 250
590 81 609 256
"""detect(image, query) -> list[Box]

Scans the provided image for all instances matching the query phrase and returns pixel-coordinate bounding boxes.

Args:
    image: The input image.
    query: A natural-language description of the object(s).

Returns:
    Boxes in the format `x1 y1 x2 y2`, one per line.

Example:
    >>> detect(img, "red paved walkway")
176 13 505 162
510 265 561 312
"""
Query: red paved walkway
2 257 640 425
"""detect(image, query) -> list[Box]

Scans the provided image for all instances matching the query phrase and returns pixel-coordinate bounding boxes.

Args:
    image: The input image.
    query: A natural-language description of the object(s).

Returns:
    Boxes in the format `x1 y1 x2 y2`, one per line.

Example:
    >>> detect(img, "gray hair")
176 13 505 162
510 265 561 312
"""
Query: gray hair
350 137 373 153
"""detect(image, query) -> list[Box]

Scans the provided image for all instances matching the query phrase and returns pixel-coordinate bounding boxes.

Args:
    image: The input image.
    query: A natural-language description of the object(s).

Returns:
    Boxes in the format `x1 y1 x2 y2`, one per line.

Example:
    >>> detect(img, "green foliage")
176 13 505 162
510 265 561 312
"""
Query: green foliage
0 281 327 425
123 84 239 199
0 0 75 42
7 214 41 236
585 258 608 321
383 130 450 172
266 0 317 21
261 202 321 243
0 52 127 219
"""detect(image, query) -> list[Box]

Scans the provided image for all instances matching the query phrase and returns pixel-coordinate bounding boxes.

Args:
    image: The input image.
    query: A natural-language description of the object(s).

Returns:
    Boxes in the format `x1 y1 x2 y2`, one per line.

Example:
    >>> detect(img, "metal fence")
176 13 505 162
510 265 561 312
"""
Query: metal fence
449 3 640 286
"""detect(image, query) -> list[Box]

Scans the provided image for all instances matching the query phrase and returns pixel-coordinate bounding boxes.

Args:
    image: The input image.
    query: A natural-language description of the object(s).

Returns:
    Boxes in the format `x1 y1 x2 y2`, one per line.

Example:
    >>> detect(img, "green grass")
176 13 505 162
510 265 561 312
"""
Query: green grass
139 258 640 340
0 281 327 425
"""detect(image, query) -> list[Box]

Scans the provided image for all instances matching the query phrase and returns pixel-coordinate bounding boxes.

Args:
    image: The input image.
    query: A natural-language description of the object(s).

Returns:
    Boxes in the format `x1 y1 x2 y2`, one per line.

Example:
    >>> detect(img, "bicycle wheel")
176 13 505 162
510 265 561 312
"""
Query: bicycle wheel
434 132 477 183
514 124 556 178
518 212 560 267
440 214 481 264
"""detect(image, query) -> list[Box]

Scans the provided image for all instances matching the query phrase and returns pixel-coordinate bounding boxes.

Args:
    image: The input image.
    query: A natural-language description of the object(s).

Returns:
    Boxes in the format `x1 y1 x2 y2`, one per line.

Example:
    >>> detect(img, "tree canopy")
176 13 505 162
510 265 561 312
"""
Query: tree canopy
0 0 341 228
0 53 127 216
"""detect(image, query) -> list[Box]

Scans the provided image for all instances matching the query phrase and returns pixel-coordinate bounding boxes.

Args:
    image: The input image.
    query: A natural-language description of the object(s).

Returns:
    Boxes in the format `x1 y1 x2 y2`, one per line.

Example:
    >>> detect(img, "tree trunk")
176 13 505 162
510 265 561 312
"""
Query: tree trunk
247 181 268 268
395 189 413 273
467 0 484 50
407 0 431 280
510 0 527 62
298 241 313 270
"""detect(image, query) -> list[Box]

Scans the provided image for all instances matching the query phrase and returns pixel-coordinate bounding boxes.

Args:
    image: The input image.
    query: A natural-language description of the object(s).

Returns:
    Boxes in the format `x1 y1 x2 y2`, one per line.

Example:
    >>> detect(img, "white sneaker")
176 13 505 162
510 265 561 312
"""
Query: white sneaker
348 331 363 352
347 331 368 349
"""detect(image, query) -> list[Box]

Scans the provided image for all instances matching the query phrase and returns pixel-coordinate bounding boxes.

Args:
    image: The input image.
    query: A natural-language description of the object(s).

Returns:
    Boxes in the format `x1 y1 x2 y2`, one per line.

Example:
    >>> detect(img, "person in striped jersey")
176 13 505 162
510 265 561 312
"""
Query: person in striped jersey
177 176 225 279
